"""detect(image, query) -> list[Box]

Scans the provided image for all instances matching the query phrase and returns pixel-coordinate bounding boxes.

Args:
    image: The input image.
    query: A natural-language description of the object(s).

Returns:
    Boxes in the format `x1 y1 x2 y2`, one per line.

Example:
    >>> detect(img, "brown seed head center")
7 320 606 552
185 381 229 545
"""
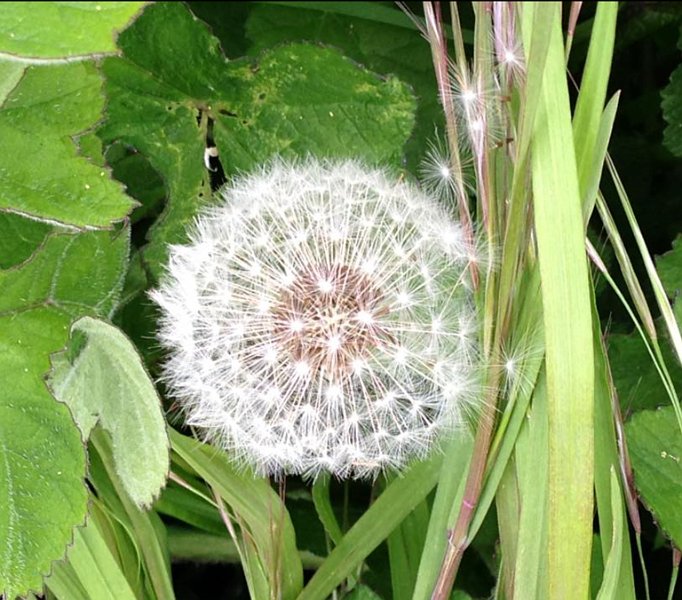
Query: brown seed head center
273 264 389 379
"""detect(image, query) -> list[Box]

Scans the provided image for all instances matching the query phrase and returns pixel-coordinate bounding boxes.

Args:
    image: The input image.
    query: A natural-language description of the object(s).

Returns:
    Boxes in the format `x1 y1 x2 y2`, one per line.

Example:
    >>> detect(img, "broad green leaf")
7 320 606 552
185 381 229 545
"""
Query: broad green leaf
522 4 595 598
106 143 166 224
0 308 87 599
662 29 682 157
0 227 129 597
49 316 169 508
0 213 50 269
244 2 439 169
625 406 682 547
657 235 682 327
99 2 416 279
0 60 24 102
608 330 682 413
0 2 146 60
658 235 682 295
0 229 129 318
171 429 303 600
0 61 136 227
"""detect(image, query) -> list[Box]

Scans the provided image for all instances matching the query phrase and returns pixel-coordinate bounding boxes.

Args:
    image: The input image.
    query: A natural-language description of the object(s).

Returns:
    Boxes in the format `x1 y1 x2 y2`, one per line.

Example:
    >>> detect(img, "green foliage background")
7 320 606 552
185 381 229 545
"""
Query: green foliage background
1 2 682 599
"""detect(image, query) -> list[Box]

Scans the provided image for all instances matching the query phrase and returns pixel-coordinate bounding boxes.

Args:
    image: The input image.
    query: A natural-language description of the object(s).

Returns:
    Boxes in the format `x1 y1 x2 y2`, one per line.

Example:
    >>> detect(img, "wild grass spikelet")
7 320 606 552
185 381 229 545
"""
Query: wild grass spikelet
152 158 478 479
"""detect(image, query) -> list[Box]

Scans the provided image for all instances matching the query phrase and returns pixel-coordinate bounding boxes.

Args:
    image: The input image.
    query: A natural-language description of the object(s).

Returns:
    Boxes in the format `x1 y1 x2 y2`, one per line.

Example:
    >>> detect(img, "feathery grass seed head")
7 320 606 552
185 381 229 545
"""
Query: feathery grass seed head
152 158 478 479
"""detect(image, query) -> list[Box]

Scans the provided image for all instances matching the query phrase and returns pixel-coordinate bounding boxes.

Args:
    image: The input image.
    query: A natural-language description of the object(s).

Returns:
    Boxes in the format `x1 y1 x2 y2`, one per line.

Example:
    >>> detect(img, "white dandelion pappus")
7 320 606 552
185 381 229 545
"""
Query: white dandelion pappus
152 158 478 479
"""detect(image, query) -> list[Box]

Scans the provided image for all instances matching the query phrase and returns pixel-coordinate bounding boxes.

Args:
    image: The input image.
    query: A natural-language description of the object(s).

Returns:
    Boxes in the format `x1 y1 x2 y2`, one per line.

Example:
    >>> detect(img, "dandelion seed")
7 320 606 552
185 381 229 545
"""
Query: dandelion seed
152 157 479 479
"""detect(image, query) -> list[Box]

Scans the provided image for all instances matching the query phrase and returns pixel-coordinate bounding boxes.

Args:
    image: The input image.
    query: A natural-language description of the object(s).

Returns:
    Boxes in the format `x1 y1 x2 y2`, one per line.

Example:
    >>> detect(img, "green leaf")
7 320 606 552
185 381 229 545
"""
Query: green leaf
244 2 439 169
625 406 682 547
0 60 25 102
657 235 682 328
49 317 169 508
386 495 429 600
0 224 129 596
411 433 474 600
0 61 136 227
593 324 636 599
106 144 166 224
658 235 682 295
608 330 682 414
511 371 550 600
0 2 146 60
662 29 682 157
0 229 130 318
0 308 87 599
99 2 416 279
0 213 50 269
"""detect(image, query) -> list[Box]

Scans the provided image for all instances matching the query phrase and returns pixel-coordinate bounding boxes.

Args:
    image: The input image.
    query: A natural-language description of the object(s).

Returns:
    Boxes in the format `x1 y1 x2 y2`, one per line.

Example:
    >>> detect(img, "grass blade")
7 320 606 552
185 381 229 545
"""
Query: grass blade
522 4 595 598
511 371 550 600
572 1 617 220
46 504 138 600
298 453 443 600
595 469 625 600
411 434 473 600
170 429 303 600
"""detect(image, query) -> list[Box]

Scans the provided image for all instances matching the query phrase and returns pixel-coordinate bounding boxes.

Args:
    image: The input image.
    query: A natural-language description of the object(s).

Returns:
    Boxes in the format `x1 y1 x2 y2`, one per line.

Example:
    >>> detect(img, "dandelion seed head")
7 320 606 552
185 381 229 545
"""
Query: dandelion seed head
153 157 479 479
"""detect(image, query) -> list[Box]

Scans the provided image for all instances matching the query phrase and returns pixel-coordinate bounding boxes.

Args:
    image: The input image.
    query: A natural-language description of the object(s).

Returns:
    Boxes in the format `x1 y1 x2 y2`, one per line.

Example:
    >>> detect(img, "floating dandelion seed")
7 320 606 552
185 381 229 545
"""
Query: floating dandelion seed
152 158 478 479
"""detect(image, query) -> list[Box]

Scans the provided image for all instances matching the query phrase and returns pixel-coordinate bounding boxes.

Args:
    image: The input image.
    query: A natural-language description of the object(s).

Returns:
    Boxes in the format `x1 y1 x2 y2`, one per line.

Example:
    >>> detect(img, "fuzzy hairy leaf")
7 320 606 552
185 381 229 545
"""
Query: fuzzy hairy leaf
0 61 135 227
625 407 682 546
49 317 169 508
98 2 416 279
0 2 146 60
